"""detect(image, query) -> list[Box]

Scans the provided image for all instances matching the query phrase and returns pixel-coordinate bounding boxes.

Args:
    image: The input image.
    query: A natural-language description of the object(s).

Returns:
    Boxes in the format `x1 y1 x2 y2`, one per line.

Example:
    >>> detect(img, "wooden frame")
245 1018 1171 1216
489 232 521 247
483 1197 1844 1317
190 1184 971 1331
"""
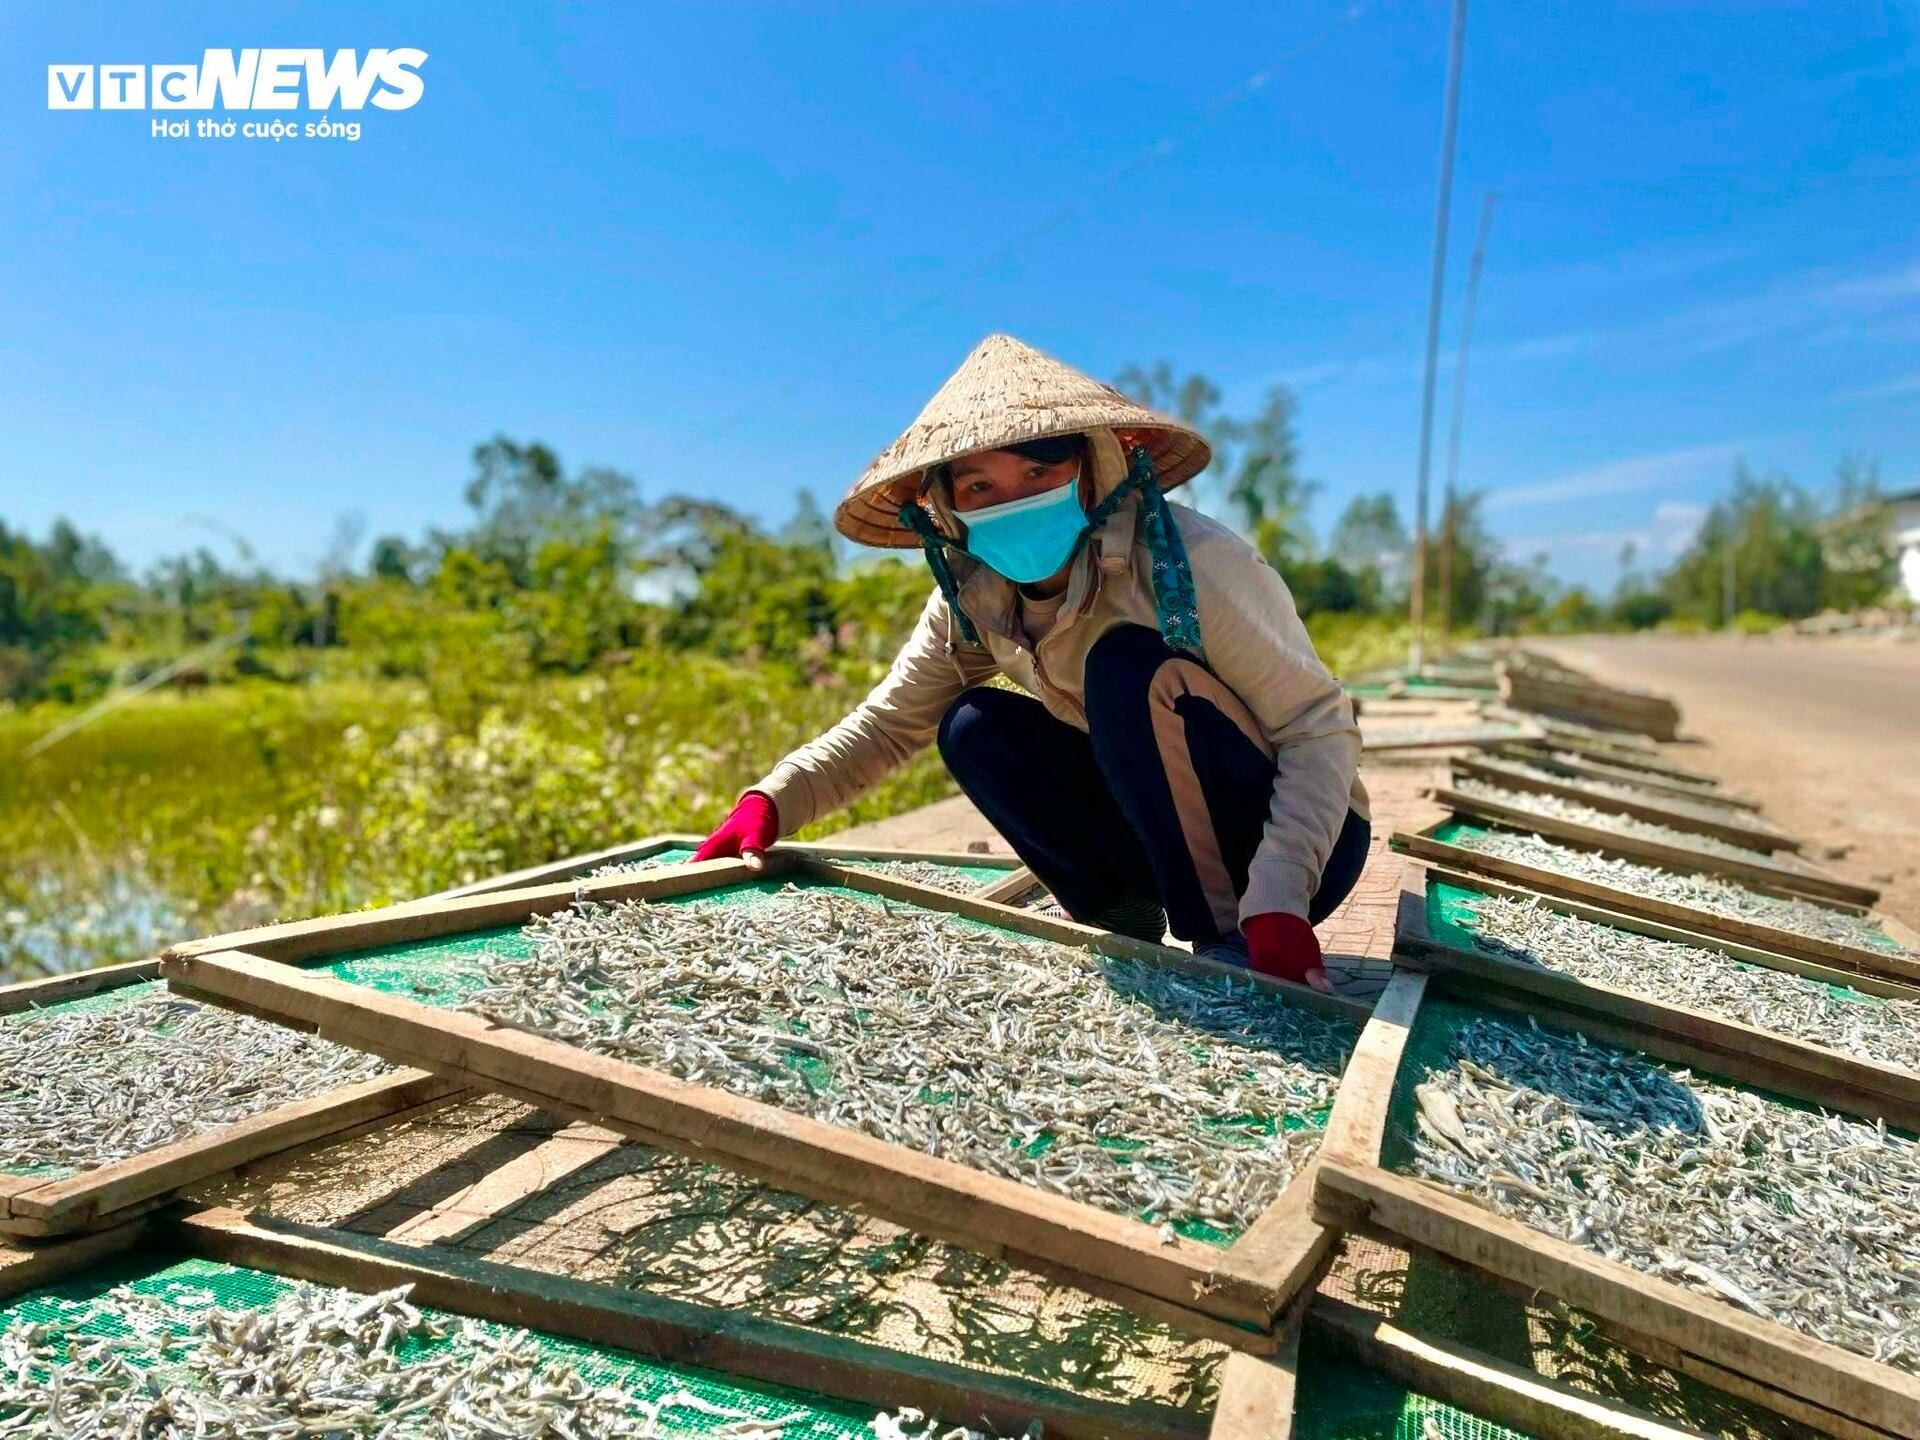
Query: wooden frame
1491 742 1763 813
1300 1296 1709 1440
1406 862 1920 1002
162 852 1372 1340
0 958 464 1237
1391 822 1920 987
173 1205 1201 1440
1521 733 1722 788
1451 754 1797 854
0 1218 153 1303
1307 952 1920 1440
1392 864 1920 1129
1495 667 1680 742
1429 782 1878 907
426 832 1023 902
1360 721 1544 755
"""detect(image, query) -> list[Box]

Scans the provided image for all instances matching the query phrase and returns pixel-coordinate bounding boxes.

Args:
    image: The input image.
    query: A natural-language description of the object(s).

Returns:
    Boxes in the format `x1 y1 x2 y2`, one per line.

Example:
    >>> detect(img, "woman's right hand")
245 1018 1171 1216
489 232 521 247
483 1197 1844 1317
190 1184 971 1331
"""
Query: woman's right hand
692 791 780 870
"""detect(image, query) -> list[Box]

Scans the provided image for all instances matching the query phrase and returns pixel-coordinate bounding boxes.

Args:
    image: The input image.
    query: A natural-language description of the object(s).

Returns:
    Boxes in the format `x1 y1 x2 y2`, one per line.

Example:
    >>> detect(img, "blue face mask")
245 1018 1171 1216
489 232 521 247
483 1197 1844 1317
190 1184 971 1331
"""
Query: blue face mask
958 474 1087 583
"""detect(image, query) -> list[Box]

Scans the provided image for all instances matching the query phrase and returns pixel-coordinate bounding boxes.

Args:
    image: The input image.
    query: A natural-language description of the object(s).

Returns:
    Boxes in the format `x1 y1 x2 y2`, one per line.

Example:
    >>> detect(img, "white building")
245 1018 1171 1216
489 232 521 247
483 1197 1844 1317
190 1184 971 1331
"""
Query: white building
1895 487 1920 603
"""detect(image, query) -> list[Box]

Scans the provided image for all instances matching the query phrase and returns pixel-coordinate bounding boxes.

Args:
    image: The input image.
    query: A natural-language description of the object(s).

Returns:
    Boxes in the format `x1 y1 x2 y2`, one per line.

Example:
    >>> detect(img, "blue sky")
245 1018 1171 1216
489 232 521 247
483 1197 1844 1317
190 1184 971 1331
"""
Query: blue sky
3 1 1916 592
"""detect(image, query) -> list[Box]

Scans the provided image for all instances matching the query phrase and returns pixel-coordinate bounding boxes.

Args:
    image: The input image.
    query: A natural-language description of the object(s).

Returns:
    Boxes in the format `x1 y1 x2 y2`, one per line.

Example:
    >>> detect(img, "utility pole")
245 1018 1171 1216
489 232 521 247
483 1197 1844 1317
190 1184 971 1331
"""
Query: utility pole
1408 0 1470 674
1723 535 1736 627
1439 190 1497 652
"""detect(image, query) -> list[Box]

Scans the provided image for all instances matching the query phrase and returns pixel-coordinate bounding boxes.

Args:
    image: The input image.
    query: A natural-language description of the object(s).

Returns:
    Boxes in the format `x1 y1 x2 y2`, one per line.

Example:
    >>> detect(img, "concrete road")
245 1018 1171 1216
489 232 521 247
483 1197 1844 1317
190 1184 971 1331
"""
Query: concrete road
1534 634 1920 929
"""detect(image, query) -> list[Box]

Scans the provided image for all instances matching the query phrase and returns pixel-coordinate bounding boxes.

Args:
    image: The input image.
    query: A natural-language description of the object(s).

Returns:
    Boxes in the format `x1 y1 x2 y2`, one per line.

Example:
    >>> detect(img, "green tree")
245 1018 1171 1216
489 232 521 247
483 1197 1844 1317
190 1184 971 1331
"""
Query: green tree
1819 454 1897 611
1329 493 1410 606
1663 464 1824 623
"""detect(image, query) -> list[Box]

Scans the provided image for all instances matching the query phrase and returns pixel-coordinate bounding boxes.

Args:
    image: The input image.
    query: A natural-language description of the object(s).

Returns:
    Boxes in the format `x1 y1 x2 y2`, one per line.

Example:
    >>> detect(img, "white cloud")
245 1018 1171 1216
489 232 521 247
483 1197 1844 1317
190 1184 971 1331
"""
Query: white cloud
1263 254 1920 394
1834 371 1920 404
1480 442 1741 513
1501 498 1707 588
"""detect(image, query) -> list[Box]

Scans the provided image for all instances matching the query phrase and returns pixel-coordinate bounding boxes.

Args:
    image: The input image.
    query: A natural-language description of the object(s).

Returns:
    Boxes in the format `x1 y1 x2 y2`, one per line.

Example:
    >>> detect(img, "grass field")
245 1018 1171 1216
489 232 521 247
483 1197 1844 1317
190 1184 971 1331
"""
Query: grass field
1 615 1408 981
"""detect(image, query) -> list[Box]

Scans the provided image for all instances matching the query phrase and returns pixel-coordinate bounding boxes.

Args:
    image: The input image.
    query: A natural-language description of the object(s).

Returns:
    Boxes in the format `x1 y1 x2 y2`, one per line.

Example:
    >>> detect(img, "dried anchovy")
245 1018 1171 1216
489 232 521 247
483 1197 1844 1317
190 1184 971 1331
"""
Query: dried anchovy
1488 755 1760 825
1410 1014 1920 1372
0 1278 902 1437
593 856 996 895
1460 893 1920 1073
469 887 1353 1230
1537 749 1746 808
1452 829 1916 958
1453 778 1775 867
0 994 390 1171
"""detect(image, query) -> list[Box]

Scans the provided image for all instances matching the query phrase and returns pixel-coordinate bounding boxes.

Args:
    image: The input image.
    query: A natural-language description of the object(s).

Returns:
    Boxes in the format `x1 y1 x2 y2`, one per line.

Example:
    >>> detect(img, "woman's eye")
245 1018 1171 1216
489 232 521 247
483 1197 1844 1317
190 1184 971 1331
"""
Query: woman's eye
969 480 992 494
1027 466 1049 480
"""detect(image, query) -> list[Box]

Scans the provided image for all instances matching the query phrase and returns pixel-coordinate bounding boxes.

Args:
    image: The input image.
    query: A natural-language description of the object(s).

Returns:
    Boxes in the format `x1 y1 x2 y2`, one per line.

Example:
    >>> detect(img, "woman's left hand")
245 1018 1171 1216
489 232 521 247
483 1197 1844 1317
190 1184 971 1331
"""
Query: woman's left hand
1243 911 1324 987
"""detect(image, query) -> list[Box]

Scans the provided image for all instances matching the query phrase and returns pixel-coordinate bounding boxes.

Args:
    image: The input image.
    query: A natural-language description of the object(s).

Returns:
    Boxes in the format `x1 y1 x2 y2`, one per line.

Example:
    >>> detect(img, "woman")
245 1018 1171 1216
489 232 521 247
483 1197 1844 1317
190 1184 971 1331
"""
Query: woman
695 334 1372 992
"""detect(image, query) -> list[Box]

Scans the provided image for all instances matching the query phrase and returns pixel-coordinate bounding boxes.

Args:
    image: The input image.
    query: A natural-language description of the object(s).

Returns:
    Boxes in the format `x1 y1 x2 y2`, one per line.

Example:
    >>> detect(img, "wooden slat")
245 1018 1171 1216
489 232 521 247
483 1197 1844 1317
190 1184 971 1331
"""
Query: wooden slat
1496 669 1680 741
1420 863 1920 1001
0 958 161 1014
1305 1296 1708 1440
1362 724 1543 755
977 866 1043 906
1314 1162 1920 1440
430 836 1025 903
176 1207 1202 1440
1317 970 1425 1168
166 855 796 964
424 834 706 900
164 948 1289 1328
1453 755 1796 853
3 1071 462 1235
1208 1317 1301 1440
1431 786 1878 907
0 1218 153 1302
1391 827 1920 987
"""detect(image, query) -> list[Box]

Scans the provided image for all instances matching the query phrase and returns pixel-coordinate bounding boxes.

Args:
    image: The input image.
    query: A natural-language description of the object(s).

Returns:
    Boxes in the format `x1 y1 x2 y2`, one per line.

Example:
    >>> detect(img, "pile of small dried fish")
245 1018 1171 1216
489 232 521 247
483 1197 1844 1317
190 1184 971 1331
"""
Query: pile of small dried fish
0 1279 943 1437
0 993 390 1171
1485 755 1758 827
592 856 994 896
1410 1014 1920 1371
470 887 1353 1230
1453 779 1773 866
1458 893 1920 1072
1536 749 1733 801
1452 828 1916 958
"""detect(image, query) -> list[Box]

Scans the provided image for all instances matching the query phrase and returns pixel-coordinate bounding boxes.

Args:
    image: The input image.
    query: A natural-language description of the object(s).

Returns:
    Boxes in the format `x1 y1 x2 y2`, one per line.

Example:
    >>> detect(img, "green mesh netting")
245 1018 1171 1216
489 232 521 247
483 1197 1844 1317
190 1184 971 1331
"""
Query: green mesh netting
1423 876 1887 1008
1 1254 874 1437
308 876 1351 1246
1294 1331 1534 1440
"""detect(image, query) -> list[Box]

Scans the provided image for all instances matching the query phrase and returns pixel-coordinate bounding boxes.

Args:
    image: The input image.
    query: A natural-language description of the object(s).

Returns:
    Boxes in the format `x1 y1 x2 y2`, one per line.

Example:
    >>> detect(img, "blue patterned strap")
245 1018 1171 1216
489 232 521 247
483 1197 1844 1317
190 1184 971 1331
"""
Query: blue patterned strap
896 501 984 645
1090 446 1205 660
895 443 1204 660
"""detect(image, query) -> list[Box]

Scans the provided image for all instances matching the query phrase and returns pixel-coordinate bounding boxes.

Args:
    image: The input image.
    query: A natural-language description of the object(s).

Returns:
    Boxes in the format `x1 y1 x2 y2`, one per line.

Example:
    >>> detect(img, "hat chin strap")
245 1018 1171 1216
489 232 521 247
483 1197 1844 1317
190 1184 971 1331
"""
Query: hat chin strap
897 445 1205 661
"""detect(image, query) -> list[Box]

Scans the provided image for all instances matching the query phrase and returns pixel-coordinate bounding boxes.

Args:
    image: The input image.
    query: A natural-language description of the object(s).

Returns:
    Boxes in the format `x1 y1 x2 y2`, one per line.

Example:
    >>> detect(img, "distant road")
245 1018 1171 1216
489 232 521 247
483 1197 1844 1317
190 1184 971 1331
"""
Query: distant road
1533 634 1920 929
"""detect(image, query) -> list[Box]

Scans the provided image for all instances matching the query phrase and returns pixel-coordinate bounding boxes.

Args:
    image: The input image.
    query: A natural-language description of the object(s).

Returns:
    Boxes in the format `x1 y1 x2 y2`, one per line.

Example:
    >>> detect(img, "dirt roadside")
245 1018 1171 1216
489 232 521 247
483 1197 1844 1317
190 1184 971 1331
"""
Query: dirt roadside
1531 633 1920 930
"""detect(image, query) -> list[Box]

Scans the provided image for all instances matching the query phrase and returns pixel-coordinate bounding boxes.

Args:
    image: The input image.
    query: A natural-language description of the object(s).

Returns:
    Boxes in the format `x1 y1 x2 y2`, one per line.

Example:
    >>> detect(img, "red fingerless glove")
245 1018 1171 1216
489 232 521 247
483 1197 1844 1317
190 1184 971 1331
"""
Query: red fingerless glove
1243 911 1322 984
693 791 779 864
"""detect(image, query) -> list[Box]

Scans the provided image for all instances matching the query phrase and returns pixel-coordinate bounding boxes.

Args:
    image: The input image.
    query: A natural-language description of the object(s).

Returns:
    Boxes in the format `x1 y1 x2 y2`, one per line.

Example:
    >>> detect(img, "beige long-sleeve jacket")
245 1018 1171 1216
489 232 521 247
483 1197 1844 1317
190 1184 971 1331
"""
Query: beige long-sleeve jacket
746 428 1369 925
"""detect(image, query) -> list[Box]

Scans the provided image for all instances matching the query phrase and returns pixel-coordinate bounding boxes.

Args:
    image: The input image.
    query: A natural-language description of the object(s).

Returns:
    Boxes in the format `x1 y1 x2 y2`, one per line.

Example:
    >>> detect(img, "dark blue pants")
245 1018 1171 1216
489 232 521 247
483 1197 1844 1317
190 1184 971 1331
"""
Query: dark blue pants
937 624 1370 944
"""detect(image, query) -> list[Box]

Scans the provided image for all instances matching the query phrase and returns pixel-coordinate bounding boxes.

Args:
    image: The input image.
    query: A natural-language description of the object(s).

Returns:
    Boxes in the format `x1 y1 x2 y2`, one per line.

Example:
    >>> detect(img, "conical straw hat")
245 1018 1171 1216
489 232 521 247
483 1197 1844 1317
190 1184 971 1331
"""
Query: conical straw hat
834 333 1212 547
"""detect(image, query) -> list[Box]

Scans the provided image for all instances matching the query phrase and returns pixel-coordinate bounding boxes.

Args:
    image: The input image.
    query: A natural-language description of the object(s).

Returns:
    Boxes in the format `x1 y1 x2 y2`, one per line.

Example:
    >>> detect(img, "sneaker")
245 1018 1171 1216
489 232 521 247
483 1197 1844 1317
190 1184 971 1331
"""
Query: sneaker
1194 932 1252 967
